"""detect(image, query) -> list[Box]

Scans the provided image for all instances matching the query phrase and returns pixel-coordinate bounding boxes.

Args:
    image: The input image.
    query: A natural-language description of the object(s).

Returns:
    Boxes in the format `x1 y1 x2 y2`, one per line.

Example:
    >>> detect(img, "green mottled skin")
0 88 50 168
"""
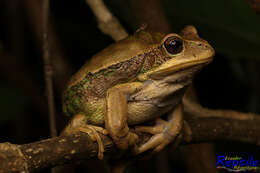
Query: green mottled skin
62 31 167 125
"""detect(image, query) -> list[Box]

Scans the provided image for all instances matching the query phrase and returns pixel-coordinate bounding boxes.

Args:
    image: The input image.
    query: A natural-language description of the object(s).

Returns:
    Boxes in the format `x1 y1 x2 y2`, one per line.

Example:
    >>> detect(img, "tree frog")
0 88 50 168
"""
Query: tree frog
62 26 214 159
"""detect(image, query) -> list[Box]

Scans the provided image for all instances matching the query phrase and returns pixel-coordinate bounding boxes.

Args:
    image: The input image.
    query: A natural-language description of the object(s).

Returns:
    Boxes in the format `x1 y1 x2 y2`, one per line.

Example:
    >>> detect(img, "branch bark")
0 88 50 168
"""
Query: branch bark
0 111 260 173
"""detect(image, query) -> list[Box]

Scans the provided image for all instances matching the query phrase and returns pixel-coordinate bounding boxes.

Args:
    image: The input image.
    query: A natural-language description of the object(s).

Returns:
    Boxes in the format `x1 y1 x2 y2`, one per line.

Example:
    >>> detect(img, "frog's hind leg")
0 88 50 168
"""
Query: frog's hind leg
134 104 183 154
61 114 108 160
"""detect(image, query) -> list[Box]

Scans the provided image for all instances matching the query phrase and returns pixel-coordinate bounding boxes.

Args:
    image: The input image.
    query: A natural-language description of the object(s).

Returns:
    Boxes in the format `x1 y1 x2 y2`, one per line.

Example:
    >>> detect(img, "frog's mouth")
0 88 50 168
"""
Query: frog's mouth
150 55 213 79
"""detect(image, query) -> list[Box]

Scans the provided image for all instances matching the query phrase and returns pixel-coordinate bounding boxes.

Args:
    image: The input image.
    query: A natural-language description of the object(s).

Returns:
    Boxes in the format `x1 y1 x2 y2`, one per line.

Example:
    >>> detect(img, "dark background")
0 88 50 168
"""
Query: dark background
0 0 259 172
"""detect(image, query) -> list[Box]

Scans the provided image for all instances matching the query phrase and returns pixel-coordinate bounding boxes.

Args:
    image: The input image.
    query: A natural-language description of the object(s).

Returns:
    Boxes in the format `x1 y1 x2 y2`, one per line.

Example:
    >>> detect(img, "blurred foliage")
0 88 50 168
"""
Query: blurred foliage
108 0 260 59
164 0 260 59
0 85 28 123
0 41 3 52
0 42 28 123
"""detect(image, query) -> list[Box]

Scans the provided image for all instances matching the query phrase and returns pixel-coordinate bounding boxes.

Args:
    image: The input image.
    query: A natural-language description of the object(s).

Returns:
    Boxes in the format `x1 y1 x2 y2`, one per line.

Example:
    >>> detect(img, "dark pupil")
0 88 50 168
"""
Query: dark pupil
164 37 183 55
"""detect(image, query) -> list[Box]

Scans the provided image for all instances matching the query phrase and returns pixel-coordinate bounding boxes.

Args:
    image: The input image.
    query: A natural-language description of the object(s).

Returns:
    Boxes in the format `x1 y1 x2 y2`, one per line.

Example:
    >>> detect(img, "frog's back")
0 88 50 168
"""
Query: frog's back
62 31 165 124
68 31 164 87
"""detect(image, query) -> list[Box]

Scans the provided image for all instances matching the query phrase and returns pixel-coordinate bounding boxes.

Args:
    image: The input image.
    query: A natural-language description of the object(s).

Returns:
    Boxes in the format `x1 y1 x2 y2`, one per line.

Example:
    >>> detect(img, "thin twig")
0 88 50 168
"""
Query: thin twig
42 0 57 138
42 2 57 173
85 0 128 41
24 0 73 91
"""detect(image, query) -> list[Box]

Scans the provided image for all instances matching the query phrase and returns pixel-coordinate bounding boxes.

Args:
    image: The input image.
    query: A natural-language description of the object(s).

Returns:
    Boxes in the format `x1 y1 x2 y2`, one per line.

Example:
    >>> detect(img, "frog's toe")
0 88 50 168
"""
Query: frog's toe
135 118 166 134
90 126 108 135
78 125 108 160
134 118 183 154
135 126 163 135
135 133 170 154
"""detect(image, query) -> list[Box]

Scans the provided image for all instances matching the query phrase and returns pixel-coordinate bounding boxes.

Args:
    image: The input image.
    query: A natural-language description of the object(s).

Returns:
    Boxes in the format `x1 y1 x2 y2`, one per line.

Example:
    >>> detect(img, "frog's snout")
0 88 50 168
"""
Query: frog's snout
197 41 215 60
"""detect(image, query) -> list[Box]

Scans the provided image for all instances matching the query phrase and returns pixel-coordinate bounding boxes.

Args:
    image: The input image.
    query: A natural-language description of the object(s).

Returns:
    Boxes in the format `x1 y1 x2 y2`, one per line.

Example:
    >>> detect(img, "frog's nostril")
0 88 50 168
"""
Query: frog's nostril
198 43 205 47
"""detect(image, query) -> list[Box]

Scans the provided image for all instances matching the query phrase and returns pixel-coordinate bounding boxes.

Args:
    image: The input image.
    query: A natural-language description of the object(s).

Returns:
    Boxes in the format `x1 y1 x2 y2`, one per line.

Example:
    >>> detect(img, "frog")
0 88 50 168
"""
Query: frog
62 25 215 160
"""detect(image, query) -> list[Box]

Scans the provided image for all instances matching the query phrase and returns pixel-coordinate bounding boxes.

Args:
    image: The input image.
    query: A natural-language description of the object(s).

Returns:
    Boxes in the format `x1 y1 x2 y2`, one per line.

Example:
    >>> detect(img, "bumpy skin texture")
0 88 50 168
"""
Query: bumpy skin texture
62 32 167 125
62 25 214 158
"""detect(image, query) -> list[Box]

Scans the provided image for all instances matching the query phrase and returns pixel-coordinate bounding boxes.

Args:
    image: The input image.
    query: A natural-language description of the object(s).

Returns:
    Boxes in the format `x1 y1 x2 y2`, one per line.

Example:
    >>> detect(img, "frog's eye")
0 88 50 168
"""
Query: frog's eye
163 36 183 55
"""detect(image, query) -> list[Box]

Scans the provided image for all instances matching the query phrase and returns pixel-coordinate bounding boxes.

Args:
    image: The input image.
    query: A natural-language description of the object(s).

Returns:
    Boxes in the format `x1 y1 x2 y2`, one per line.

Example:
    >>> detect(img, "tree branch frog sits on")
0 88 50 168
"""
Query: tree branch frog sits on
62 25 214 159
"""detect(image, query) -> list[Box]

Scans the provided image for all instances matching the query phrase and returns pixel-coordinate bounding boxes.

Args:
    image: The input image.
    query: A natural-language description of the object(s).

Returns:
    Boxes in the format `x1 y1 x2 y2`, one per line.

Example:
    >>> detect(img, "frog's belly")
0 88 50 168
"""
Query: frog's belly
87 78 189 126
87 88 185 126
127 98 180 125
88 67 194 126
127 80 188 125
87 97 182 126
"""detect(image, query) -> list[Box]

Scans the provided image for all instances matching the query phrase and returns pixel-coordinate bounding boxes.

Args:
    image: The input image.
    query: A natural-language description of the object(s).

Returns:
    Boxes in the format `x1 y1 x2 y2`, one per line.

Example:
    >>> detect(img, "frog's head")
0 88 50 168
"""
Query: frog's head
139 25 215 80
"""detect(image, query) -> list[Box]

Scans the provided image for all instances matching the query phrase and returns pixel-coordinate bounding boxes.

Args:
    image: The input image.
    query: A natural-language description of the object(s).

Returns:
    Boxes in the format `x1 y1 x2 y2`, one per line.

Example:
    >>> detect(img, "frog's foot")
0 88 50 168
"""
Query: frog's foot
78 125 108 160
113 131 139 152
134 118 183 154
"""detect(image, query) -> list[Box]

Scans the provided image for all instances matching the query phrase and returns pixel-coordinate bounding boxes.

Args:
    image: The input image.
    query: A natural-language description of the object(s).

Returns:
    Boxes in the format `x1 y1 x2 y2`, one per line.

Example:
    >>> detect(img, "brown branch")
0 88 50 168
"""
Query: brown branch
42 0 57 138
0 111 260 173
85 0 128 41
183 96 260 121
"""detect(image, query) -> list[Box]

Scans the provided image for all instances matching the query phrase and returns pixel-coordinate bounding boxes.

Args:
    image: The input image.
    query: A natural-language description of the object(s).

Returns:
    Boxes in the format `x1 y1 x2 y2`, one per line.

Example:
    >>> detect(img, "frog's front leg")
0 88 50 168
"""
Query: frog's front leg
106 82 143 150
135 104 183 154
